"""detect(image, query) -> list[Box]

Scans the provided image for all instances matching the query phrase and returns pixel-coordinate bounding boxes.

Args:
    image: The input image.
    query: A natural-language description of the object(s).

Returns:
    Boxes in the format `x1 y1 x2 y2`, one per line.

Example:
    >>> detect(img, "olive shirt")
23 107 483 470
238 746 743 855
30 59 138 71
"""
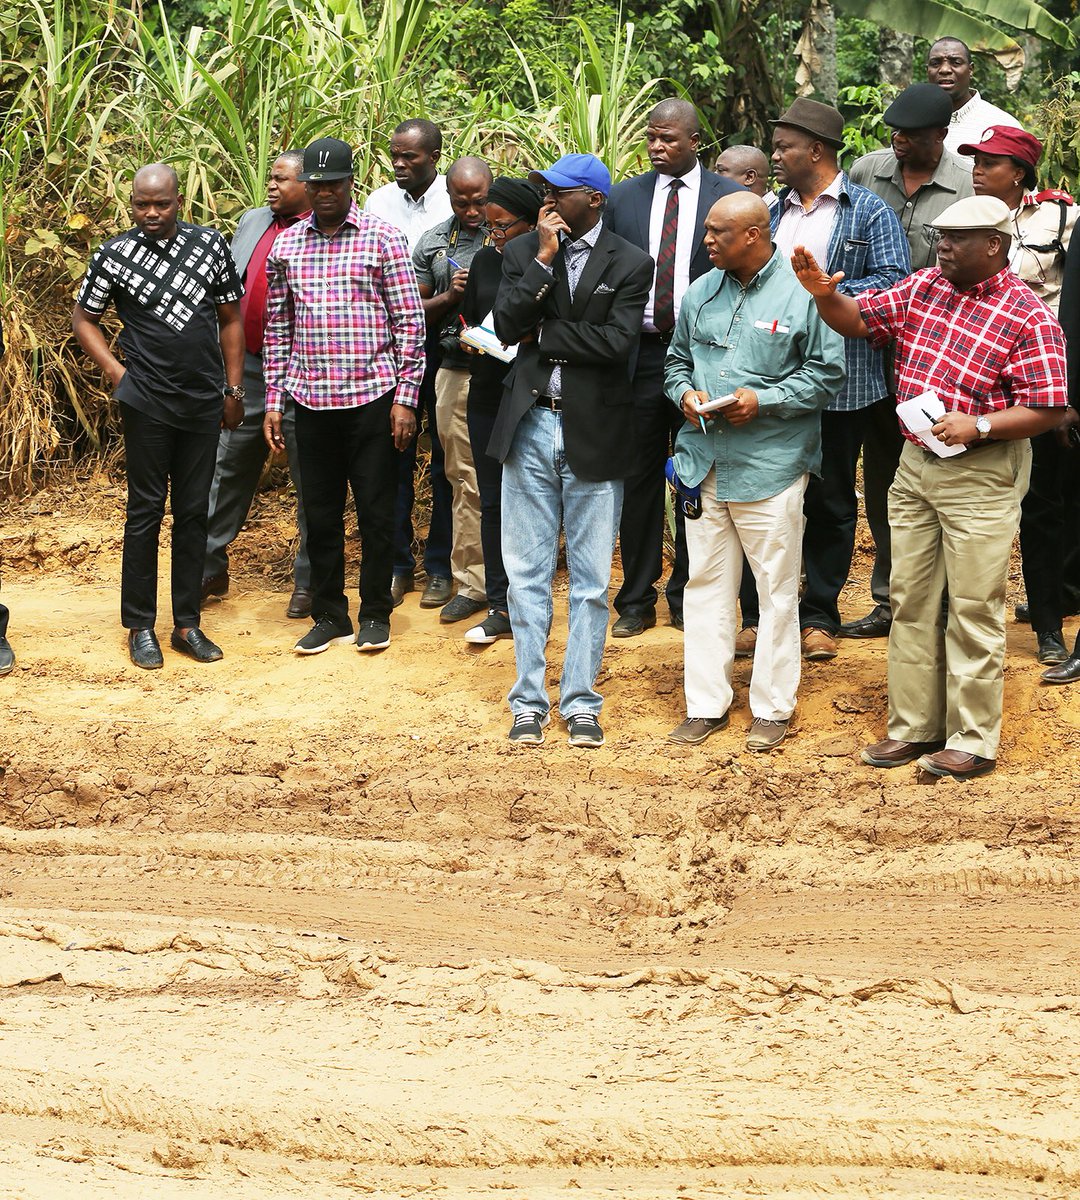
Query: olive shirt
664 249 846 502
412 218 489 368
848 147 974 272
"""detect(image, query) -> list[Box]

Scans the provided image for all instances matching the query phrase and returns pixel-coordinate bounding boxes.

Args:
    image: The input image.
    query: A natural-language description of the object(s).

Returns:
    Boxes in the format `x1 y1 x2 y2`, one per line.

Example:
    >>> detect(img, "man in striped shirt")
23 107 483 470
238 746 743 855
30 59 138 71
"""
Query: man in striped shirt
262 137 425 655
793 196 1069 779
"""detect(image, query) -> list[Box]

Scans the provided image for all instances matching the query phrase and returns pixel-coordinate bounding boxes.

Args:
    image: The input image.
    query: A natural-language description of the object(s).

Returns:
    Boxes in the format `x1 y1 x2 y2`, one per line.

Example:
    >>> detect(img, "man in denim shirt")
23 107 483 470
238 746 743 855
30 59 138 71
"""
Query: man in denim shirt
737 100 909 662
666 192 844 751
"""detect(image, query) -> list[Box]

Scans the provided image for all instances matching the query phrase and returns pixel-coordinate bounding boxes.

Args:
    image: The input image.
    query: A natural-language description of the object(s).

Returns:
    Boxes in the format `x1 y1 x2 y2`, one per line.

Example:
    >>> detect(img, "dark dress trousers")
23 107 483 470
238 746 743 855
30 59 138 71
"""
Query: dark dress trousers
603 168 743 621
489 226 654 481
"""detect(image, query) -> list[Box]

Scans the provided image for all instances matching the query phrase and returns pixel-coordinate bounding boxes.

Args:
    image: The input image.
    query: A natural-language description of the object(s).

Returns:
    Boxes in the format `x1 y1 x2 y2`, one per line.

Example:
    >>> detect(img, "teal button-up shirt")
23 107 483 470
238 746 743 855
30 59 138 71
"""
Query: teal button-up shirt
664 249 845 502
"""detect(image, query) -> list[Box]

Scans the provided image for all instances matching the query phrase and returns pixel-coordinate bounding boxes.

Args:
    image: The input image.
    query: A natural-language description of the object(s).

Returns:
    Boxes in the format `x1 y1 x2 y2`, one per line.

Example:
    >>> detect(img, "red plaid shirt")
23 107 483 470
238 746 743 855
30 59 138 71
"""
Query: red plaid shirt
857 266 1068 443
263 201 425 412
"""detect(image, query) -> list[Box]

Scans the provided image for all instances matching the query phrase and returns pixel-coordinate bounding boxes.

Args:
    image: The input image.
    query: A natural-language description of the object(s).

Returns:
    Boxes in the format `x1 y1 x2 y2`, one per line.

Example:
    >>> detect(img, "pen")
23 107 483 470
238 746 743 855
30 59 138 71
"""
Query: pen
448 257 463 270
921 408 938 426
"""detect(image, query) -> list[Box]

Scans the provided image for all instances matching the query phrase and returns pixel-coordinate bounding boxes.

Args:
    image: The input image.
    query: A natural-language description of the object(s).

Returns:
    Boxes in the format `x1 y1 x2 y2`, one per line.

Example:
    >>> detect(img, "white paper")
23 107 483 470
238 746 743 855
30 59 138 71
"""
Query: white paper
460 311 517 363
895 389 967 458
695 393 738 413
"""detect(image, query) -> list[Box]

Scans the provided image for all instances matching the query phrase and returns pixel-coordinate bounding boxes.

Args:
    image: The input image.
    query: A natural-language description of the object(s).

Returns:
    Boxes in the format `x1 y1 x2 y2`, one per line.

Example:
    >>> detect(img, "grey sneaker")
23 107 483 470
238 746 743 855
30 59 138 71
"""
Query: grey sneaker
668 714 728 745
356 619 391 652
294 618 353 655
440 594 486 624
509 711 549 745
746 717 789 752
566 713 604 748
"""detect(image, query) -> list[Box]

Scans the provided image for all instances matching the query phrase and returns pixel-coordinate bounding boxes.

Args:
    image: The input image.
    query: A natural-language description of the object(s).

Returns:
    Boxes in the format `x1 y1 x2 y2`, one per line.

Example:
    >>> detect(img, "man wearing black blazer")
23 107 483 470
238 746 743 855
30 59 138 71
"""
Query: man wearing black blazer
605 99 744 636
491 154 653 748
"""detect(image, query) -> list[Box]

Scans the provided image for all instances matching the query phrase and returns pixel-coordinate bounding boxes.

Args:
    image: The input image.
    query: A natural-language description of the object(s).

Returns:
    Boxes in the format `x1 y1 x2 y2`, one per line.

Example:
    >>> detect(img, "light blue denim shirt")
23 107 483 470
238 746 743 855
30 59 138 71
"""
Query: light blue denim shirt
664 248 845 502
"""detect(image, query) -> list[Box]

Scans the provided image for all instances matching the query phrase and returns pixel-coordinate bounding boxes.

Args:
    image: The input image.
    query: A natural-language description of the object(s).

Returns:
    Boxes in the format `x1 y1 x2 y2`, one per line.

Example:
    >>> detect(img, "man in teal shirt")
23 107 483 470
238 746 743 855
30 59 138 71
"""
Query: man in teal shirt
665 193 845 751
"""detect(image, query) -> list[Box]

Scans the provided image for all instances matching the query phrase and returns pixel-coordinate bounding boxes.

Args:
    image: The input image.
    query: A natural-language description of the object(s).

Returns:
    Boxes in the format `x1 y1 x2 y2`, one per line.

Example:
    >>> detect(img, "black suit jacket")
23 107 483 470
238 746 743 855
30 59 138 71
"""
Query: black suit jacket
490 226 653 482
605 167 744 283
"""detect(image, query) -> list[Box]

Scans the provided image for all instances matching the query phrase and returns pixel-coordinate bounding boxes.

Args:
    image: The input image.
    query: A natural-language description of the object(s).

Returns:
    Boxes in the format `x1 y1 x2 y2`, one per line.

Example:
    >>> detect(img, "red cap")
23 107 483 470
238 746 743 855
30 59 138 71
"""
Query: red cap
957 125 1043 168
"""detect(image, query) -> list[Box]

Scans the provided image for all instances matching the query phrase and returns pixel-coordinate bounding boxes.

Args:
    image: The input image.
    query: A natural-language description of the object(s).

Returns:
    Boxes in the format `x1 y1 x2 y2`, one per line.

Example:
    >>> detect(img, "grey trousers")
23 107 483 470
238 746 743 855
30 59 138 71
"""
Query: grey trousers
204 351 311 588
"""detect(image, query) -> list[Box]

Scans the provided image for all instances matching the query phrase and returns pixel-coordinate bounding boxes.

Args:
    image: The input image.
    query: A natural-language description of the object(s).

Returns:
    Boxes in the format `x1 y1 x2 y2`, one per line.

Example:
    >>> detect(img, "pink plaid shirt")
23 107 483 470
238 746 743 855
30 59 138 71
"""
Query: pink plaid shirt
262 201 425 412
858 266 1068 443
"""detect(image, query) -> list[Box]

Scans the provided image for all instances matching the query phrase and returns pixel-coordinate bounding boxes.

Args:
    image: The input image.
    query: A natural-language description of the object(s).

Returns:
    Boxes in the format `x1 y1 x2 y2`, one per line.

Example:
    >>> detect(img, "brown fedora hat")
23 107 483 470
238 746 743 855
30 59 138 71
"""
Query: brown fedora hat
771 98 845 148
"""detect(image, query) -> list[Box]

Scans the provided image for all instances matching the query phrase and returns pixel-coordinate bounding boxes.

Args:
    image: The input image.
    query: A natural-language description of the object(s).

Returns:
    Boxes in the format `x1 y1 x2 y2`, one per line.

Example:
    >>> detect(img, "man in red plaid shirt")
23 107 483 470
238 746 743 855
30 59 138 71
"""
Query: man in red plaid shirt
793 195 1069 779
263 137 425 656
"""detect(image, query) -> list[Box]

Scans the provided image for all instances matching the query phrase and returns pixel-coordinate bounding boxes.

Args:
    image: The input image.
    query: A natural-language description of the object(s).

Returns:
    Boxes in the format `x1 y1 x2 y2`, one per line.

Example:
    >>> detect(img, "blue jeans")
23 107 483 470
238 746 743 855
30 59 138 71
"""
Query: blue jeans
501 407 623 720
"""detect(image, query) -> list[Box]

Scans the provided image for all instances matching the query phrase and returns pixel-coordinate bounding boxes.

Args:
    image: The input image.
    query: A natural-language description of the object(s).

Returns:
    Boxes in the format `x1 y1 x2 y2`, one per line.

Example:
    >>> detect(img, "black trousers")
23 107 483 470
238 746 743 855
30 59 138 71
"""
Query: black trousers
1020 430 1080 634
0 597 7 639
741 408 867 634
862 393 905 611
614 338 689 619
120 402 219 630
295 394 397 628
466 402 508 612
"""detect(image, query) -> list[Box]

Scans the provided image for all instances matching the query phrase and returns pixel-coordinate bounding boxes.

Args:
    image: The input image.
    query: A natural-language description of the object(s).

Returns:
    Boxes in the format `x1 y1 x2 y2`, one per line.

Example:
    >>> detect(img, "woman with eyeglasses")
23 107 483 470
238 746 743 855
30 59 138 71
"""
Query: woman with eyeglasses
458 177 544 644
959 126 1080 674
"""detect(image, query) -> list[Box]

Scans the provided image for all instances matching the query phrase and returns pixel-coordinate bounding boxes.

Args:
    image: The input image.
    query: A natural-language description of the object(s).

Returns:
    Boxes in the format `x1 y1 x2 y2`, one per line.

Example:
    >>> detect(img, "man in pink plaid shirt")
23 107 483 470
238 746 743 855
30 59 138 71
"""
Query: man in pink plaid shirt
793 195 1069 780
263 137 425 656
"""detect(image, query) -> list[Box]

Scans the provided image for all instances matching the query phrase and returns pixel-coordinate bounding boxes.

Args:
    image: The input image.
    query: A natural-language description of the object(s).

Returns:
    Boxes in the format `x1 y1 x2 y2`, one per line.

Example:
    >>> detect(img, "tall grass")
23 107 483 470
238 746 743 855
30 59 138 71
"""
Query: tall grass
0 0 667 491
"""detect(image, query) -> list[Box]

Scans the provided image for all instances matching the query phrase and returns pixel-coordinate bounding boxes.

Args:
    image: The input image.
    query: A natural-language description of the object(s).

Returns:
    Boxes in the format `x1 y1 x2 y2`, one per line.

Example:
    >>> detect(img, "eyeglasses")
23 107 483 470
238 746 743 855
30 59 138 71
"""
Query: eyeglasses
543 185 595 199
479 216 526 237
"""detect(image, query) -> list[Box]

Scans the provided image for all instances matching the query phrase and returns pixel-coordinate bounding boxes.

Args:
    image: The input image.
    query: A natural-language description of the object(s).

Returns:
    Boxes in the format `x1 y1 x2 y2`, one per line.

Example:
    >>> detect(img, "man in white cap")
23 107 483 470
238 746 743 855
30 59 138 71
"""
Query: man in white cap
490 153 652 748
792 195 1069 779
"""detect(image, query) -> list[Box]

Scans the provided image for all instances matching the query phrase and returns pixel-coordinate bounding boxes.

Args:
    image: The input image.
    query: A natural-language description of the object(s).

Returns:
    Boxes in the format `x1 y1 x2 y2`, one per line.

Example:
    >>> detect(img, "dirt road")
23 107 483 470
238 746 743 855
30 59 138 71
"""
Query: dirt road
2 484 1078 1198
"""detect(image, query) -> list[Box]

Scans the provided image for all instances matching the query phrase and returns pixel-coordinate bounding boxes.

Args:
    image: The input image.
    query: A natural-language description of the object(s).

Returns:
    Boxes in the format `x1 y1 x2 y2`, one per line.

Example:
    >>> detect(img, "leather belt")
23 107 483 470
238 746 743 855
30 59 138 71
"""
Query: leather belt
640 329 673 346
534 395 562 410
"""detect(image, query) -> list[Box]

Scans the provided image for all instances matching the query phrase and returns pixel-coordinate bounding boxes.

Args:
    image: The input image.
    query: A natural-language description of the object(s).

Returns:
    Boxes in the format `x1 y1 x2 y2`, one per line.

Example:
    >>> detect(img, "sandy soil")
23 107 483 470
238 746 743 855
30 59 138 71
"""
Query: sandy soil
2 479 1079 1198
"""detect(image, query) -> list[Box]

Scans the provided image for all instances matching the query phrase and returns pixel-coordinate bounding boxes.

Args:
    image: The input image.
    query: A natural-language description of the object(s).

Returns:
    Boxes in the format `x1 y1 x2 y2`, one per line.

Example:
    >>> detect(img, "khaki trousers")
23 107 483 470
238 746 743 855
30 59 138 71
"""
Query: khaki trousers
435 366 486 602
887 438 1031 759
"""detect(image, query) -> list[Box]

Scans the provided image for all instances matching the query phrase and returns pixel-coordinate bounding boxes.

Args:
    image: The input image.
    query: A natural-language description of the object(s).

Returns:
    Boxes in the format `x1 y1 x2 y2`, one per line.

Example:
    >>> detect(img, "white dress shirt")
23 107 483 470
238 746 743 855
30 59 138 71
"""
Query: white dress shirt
944 92 1022 163
772 171 843 263
363 174 453 249
643 161 701 330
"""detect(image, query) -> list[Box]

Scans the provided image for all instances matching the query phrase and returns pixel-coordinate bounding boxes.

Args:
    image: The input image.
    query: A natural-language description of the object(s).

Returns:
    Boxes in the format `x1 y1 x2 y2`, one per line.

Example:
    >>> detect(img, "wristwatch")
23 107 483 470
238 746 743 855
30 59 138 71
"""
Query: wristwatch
224 384 246 403
975 415 992 440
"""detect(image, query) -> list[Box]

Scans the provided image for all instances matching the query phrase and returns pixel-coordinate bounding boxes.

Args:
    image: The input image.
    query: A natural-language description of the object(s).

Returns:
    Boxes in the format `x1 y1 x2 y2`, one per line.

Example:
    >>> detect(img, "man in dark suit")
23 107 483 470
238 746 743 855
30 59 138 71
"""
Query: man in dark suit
202 151 314 620
491 153 652 748
605 98 743 636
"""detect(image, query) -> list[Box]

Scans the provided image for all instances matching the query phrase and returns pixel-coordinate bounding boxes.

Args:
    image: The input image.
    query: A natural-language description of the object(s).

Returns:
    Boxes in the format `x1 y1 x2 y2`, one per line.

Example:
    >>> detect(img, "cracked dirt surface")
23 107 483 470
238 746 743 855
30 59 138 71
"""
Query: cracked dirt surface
1 482 1079 1198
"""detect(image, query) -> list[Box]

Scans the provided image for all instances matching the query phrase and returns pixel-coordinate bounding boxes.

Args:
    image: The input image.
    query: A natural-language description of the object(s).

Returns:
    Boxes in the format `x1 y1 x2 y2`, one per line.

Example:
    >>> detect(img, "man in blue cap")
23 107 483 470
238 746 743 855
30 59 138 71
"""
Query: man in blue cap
490 153 653 747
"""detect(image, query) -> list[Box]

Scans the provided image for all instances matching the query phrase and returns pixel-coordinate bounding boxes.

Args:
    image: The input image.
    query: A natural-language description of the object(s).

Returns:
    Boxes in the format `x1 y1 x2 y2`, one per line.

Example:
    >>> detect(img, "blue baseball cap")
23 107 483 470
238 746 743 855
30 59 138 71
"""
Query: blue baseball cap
528 153 611 197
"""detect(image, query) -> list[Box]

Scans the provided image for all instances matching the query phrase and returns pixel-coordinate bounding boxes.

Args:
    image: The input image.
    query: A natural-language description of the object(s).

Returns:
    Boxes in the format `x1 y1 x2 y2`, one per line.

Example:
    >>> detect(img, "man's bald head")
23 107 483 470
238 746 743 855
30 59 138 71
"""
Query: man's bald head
648 98 699 135
703 192 773 281
131 163 182 239
716 146 770 196
446 156 493 187
446 157 492 231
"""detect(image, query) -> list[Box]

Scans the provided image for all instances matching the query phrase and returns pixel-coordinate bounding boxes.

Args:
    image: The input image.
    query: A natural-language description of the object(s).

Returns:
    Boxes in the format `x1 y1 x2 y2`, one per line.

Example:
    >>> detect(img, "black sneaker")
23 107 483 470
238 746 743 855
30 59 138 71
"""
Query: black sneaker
508 711 549 745
566 713 604 747
464 610 512 644
294 618 353 655
356 619 391 652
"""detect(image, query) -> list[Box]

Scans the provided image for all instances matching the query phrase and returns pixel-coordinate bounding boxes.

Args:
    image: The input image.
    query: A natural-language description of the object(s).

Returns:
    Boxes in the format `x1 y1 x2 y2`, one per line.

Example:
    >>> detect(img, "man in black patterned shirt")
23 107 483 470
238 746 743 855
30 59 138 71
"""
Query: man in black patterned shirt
73 163 245 669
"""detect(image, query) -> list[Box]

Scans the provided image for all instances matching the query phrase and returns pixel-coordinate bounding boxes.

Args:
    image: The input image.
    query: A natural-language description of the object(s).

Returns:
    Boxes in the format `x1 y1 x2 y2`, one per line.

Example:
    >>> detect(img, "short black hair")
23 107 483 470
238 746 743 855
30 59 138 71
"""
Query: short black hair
929 37 972 63
393 119 442 154
277 149 305 173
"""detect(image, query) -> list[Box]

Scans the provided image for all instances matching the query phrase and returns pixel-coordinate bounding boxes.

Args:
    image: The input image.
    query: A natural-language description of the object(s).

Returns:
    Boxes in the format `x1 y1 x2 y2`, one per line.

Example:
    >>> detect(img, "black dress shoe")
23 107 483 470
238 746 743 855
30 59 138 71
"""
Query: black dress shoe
286 587 314 619
0 635 15 676
201 571 229 602
1014 602 1029 623
839 606 892 639
129 628 164 670
170 627 223 662
1037 630 1069 665
669 612 684 631
419 575 453 608
1042 655 1080 685
611 612 656 638
391 572 415 608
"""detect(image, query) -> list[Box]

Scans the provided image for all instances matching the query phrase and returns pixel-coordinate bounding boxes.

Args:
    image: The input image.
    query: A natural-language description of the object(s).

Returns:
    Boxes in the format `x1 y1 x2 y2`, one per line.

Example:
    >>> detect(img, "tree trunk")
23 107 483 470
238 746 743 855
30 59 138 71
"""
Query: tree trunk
795 0 837 104
879 29 914 91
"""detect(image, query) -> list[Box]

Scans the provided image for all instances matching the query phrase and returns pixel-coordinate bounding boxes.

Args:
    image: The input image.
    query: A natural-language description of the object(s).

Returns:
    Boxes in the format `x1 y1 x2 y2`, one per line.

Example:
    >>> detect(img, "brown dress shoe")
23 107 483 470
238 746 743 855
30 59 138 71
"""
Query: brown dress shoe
734 625 757 658
801 627 837 660
286 587 314 619
861 738 946 767
917 749 996 779
1042 655 1080 684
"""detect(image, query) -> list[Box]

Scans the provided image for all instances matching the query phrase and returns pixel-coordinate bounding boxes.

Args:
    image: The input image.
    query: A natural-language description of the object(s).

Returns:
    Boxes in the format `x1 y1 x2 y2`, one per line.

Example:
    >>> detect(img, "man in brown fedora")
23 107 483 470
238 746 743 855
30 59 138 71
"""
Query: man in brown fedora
734 100 909 667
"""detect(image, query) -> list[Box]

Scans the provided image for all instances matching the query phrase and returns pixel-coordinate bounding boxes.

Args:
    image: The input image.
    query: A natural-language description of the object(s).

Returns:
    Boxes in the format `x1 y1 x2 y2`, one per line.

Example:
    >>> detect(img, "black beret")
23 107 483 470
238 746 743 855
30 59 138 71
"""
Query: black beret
884 82 955 130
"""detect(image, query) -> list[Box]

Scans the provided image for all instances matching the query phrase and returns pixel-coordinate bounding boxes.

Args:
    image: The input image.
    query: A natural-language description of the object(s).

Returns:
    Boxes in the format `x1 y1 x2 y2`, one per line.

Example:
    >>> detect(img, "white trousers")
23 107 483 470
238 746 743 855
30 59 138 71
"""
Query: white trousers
684 471 807 721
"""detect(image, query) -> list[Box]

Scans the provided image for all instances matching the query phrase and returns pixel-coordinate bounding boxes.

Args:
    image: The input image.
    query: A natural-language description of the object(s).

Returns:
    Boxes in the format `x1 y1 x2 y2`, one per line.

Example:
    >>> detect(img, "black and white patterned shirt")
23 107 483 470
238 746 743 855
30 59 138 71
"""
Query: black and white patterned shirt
77 221 243 432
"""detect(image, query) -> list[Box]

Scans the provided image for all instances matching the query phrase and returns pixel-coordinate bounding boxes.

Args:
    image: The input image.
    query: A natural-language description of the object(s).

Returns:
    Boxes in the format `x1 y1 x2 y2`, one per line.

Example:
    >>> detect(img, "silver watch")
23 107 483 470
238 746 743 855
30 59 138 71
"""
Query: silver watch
224 384 246 403
975 415 992 440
